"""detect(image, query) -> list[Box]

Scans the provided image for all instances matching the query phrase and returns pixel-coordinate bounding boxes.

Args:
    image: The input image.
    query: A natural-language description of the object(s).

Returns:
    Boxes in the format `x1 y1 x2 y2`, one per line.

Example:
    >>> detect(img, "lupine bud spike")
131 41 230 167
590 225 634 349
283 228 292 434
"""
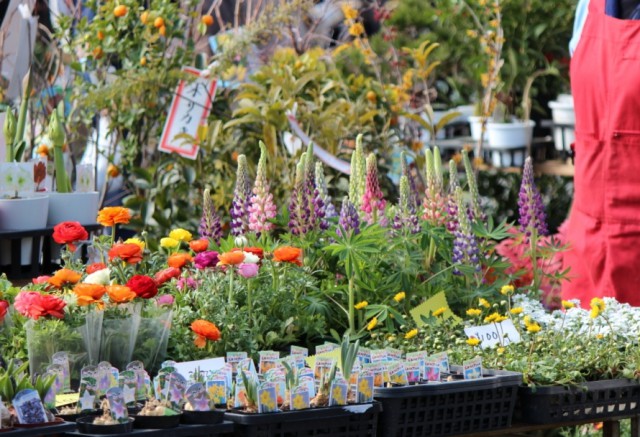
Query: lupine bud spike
433 146 443 189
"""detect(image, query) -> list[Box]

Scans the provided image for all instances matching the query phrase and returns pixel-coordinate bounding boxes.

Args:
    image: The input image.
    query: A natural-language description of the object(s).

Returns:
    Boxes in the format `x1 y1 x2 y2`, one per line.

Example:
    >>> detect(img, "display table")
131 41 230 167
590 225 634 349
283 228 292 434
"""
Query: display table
1 421 77 436
461 416 638 437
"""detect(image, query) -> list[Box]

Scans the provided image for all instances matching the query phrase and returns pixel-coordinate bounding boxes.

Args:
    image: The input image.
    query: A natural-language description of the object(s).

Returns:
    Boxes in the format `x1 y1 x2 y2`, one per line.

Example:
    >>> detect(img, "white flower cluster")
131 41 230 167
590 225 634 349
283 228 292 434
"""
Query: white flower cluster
511 294 640 340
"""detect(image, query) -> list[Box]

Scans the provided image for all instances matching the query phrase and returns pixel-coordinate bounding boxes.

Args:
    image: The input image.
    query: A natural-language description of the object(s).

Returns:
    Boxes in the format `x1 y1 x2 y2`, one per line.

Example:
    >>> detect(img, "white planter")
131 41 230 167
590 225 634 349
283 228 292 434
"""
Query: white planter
455 104 475 123
0 194 49 266
548 96 575 153
47 191 100 226
469 116 492 142
486 120 536 168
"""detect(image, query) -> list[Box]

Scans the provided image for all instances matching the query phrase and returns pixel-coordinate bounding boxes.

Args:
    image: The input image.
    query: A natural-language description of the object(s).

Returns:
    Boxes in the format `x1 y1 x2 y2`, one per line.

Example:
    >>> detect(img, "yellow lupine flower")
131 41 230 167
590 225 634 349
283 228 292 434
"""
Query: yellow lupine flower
169 228 193 242
393 292 406 302
366 317 378 331
432 307 446 317
510 307 523 315
404 329 418 340
354 301 368 310
160 237 179 249
124 237 145 251
479 298 490 308
500 285 514 295
466 338 480 346
466 308 482 317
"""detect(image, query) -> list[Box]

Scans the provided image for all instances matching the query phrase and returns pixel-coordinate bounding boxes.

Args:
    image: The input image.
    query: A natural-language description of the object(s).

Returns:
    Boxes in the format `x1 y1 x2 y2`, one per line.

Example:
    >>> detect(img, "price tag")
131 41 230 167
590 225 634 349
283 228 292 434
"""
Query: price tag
464 319 521 349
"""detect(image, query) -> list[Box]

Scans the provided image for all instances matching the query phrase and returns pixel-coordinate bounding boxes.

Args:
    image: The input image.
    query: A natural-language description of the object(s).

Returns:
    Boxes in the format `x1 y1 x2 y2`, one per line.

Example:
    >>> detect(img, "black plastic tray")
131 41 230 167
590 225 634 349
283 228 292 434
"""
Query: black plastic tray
64 421 235 436
181 409 225 425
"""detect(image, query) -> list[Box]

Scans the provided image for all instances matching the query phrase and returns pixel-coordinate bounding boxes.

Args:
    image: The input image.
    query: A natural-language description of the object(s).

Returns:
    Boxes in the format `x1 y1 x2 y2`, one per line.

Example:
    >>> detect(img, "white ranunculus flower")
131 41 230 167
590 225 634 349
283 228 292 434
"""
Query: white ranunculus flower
242 252 260 264
234 235 248 247
83 268 111 285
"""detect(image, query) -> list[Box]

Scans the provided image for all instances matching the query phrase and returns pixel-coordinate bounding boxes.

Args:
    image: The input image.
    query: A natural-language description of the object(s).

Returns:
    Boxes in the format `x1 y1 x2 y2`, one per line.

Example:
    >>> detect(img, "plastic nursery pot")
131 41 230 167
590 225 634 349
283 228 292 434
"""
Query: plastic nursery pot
181 408 225 425
76 416 135 434
132 413 181 429
55 409 101 423
13 416 65 428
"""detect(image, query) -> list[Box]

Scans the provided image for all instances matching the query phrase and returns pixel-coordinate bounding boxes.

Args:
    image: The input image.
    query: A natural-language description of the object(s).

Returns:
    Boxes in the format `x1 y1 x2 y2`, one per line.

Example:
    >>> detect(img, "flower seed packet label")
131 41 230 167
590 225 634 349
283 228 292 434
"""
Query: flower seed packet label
405 361 422 383
357 372 374 403
81 365 98 382
349 360 362 386
290 345 308 357
0 163 35 196
79 378 97 412
212 369 232 397
357 347 372 365
13 389 47 424
106 387 128 423
258 382 278 413
126 360 147 401
186 383 210 411
259 351 280 374
234 375 246 408
371 349 389 363
406 351 427 369
206 379 227 406
424 359 441 382
45 364 64 397
363 363 386 387
76 164 94 193
463 357 483 380
316 343 338 355
161 360 177 369
299 375 316 398
329 379 348 406
431 352 450 373
52 352 71 392
112 367 120 385
97 362 113 394
387 361 408 386
42 370 57 409
118 371 137 406
290 385 310 410
386 347 403 361
314 357 336 383
237 358 257 380
226 352 248 373
167 372 187 410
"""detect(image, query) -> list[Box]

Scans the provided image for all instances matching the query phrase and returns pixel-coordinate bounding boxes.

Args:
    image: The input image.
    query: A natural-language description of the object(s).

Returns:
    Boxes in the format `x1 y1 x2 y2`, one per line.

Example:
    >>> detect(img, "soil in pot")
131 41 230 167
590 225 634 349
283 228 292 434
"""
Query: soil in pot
76 416 134 434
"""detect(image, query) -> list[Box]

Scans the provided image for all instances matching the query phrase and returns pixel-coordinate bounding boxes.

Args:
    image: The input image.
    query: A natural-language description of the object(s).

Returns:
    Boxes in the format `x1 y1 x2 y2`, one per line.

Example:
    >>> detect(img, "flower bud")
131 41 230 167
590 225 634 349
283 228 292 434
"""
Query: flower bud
3 109 16 144
48 110 66 148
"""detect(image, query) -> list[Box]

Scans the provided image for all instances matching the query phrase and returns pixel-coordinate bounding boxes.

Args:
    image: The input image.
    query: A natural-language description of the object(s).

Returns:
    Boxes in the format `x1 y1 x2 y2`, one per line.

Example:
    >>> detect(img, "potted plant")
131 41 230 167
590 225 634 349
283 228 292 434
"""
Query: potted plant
548 93 575 155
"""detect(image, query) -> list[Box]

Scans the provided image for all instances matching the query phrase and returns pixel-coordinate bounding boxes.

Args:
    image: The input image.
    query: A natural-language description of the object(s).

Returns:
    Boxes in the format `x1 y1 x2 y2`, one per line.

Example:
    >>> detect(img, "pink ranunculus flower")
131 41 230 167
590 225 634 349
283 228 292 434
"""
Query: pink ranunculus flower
238 263 259 278
157 295 175 306
14 291 42 317
194 251 219 269
32 276 51 285
177 277 198 291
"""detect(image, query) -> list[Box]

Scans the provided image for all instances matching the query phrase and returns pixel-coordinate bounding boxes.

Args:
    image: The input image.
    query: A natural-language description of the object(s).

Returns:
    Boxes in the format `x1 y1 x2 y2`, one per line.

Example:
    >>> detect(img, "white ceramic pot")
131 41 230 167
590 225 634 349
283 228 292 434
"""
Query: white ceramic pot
0 194 50 265
548 96 575 153
486 120 536 168
47 191 100 226
455 104 475 123
469 116 492 142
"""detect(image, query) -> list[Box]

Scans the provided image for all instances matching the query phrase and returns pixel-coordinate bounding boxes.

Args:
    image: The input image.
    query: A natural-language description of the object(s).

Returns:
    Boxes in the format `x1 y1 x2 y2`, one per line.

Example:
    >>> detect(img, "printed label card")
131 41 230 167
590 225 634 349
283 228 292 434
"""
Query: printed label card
431 352 450 374
0 162 34 196
97 362 113 395
45 364 64 398
349 360 362 386
206 379 227 406
161 360 177 369
316 343 338 355
76 164 95 192
424 359 441 382
13 389 47 424
259 351 280 375
290 345 308 357
257 382 278 413
237 358 258 381
363 363 386 387
52 352 71 392
299 375 316 398
357 347 372 365
357 372 374 403
329 379 348 406
234 375 246 409
125 361 147 401
186 383 210 411
290 385 310 410
42 370 57 410
106 387 128 423
167 372 187 411
387 362 408 386
118 371 137 406
464 319 522 349
314 357 336 384
386 347 403 361
406 351 427 369
78 378 97 412
405 361 422 384
463 357 483 380
226 352 247 373
371 349 389 363
80 365 98 383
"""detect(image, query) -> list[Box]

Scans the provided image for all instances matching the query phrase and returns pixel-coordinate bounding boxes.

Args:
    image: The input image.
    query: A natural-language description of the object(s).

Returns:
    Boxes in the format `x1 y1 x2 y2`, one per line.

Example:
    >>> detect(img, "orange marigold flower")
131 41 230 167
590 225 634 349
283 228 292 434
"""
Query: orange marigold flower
108 243 143 264
48 268 82 288
97 207 131 227
188 239 209 253
106 285 136 303
73 283 106 308
218 251 245 266
191 319 221 348
168 252 193 269
273 246 303 266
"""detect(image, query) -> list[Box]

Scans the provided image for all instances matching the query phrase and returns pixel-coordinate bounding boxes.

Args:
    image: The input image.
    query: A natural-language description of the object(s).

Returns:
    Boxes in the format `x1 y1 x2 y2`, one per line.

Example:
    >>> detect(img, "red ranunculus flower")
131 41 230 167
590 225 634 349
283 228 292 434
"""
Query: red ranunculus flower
53 221 89 252
108 243 143 264
0 300 9 323
154 267 181 285
126 275 158 299
243 247 264 260
14 291 65 320
86 262 107 274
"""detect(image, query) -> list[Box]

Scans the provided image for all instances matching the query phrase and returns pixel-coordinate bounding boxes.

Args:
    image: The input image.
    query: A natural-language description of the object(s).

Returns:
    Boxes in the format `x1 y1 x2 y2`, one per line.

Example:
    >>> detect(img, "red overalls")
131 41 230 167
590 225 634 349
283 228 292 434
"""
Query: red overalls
562 0 640 306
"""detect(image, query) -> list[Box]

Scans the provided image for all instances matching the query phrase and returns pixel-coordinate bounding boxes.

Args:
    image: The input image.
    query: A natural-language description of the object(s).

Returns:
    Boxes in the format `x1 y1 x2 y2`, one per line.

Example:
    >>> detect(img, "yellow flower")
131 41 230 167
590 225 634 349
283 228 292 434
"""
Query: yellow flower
590 297 605 312
404 329 418 340
561 300 575 310
393 292 406 302
124 237 145 251
466 338 480 347
510 307 523 315
590 307 600 319
432 307 446 318
497 347 505 355
479 298 490 308
527 323 541 333
523 315 533 326
354 301 368 310
169 228 193 243
292 393 307 410
341 4 358 20
596 333 604 339
260 390 275 410
160 237 179 249
500 285 514 295
366 317 378 331
348 22 365 37
466 308 482 317
495 315 508 323
484 312 500 323
358 378 372 398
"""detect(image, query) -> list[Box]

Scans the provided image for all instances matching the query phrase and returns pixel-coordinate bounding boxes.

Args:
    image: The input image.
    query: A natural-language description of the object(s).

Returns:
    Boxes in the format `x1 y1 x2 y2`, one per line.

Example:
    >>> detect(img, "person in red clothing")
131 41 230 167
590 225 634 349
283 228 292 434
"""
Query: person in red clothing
562 0 640 306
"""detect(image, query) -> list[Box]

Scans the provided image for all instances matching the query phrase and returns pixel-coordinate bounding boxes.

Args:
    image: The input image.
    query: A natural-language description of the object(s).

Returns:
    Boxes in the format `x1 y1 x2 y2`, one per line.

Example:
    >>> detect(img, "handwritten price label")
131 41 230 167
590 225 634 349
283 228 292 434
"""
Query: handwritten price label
464 319 521 349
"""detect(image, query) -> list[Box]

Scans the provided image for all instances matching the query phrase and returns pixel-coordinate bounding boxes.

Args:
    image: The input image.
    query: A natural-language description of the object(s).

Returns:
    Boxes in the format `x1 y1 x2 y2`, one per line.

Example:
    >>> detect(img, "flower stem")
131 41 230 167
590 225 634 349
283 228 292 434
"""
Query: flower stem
348 276 355 335
228 269 235 306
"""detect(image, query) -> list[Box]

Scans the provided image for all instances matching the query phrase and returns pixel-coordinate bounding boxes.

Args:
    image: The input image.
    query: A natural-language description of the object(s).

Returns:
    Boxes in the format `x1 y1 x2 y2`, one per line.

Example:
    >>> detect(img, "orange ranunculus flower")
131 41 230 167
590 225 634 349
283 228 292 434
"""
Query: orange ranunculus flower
73 283 106 308
188 239 209 253
191 319 221 348
218 251 245 266
168 252 193 269
86 262 107 274
273 246 303 266
48 268 82 288
97 207 131 227
108 243 143 264
106 285 136 303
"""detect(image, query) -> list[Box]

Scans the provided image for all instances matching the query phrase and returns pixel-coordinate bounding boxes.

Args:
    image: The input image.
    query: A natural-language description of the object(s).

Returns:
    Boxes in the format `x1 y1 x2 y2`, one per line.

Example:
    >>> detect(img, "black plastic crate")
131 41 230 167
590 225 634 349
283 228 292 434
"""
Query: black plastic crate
517 379 640 424
374 367 521 437
224 402 381 437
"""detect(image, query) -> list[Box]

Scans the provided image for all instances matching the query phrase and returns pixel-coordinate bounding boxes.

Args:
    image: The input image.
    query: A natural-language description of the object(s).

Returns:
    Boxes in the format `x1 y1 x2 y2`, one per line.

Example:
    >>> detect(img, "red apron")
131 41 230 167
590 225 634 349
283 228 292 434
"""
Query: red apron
562 0 640 306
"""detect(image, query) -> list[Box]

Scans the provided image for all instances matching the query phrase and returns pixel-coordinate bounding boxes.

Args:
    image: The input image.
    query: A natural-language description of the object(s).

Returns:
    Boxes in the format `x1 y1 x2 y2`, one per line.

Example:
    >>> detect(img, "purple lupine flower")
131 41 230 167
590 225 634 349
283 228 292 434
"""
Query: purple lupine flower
314 162 334 230
194 251 219 269
199 188 223 244
518 157 548 238
446 159 459 233
462 150 485 223
303 146 319 229
231 155 252 236
393 176 420 233
452 187 481 274
361 153 387 225
422 148 448 226
288 159 311 235
338 196 360 236
248 142 277 235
